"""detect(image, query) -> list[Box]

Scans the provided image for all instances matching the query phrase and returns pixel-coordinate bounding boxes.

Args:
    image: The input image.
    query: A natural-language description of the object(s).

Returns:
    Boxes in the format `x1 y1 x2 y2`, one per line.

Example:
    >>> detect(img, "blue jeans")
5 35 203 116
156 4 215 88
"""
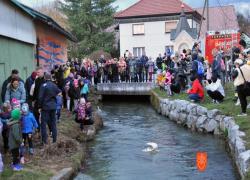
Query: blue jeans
189 94 201 102
41 110 57 144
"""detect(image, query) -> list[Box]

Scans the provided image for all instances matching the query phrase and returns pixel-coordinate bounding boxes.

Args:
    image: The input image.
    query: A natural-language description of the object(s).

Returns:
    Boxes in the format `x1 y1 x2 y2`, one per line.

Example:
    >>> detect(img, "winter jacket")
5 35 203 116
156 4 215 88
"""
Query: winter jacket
25 76 35 99
0 112 11 130
21 112 38 133
8 120 22 150
5 83 26 104
1 76 24 102
56 95 63 110
188 79 204 98
38 80 61 111
233 64 250 87
206 79 225 96
81 84 89 95
33 77 45 102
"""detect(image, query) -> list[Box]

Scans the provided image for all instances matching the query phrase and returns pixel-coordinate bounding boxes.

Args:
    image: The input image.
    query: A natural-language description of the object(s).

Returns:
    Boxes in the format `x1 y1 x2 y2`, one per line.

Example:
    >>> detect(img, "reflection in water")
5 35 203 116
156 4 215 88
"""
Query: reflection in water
75 102 237 180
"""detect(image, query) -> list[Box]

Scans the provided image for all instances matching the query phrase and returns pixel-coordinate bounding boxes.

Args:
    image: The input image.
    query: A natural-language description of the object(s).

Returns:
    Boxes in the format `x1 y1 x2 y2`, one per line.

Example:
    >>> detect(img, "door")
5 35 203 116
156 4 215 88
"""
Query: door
0 63 6 103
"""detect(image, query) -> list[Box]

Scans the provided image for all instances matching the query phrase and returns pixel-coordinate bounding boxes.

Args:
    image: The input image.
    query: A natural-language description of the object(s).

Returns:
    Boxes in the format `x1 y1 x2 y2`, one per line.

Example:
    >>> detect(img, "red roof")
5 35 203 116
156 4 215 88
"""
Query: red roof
196 5 239 38
115 0 197 19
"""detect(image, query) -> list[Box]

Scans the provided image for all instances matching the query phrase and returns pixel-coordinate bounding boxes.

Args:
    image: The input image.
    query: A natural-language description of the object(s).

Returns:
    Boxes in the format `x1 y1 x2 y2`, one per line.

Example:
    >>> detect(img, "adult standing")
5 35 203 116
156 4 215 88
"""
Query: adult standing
5 77 26 105
25 72 37 110
232 59 250 116
32 67 45 130
38 73 61 145
1 69 24 102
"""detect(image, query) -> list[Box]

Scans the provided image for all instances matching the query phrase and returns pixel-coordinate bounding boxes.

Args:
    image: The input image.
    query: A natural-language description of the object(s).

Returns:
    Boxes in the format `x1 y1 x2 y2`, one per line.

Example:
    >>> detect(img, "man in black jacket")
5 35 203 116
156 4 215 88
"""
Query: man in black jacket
32 67 45 130
38 73 61 145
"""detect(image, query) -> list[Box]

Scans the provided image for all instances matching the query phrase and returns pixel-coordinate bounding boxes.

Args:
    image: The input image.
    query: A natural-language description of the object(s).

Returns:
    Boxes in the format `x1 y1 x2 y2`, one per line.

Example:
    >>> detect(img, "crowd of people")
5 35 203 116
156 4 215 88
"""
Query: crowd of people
0 39 249 172
156 40 250 116
0 65 94 171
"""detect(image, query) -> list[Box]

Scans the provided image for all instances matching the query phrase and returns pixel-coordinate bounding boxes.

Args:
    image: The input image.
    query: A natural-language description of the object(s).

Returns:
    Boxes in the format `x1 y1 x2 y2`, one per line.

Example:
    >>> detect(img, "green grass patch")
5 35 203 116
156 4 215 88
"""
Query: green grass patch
153 83 250 149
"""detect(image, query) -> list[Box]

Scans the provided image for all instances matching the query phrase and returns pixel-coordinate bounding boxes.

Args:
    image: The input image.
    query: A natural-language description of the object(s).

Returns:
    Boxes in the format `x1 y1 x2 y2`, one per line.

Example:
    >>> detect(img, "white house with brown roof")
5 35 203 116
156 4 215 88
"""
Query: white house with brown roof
114 0 202 58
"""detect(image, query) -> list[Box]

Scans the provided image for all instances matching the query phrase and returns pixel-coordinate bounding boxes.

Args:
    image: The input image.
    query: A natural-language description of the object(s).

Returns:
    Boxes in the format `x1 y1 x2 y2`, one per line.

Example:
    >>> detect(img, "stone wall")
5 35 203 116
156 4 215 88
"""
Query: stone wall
150 91 250 179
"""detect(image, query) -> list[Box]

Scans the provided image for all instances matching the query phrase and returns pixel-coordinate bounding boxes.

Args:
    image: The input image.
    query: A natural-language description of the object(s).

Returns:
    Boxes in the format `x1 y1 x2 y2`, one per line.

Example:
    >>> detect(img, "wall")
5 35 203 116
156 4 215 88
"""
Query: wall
119 18 199 59
36 22 68 71
0 1 36 45
0 36 35 97
150 91 250 179
97 82 156 95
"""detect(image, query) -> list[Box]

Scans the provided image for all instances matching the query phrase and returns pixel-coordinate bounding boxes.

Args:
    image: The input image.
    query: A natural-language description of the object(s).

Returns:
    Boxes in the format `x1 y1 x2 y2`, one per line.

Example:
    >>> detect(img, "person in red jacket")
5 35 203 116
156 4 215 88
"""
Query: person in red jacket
187 76 204 102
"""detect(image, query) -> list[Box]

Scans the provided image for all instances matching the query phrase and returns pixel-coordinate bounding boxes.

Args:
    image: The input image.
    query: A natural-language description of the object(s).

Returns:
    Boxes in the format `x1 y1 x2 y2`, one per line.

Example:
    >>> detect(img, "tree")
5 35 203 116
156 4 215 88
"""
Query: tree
60 0 117 58
237 13 250 36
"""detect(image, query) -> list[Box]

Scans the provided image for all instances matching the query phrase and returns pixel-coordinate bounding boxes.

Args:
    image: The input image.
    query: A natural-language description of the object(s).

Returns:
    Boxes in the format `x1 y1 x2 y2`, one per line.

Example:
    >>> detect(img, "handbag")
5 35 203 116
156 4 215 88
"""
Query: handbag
239 67 250 91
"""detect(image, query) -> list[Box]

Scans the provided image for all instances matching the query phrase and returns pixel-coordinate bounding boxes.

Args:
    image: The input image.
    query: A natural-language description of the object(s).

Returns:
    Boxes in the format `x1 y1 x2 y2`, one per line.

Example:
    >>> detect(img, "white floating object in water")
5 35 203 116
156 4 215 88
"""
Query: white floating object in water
142 142 159 152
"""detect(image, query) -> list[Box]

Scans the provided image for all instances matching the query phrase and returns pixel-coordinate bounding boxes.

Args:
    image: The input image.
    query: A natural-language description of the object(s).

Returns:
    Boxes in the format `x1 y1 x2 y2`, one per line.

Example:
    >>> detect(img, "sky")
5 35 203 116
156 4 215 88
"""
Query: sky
19 0 250 14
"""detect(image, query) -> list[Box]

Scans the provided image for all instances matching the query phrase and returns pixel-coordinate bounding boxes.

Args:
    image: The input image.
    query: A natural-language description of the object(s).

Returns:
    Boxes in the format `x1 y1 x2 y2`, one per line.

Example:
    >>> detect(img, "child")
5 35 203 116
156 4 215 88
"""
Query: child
164 69 173 96
85 102 94 125
64 81 71 112
74 97 86 131
0 120 3 173
187 75 204 102
0 102 11 153
21 103 38 155
56 93 63 122
81 81 89 101
8 109 23 171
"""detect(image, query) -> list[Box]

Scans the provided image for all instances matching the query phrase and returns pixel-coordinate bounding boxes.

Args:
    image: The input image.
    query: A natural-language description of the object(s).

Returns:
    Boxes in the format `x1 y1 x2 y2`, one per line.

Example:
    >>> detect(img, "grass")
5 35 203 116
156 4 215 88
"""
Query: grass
153 83 250 149
0 110 86 180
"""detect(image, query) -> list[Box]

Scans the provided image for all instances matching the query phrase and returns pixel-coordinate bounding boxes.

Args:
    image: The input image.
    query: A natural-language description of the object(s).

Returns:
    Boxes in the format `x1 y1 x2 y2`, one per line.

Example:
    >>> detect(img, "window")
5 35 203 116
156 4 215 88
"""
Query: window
165 21 177 33
132 24 145 35
133 47 145 58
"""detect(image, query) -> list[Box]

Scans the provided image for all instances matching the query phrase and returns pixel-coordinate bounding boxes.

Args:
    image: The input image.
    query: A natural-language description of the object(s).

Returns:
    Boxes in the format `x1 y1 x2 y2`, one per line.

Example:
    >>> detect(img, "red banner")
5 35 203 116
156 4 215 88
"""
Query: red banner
205 33 240 64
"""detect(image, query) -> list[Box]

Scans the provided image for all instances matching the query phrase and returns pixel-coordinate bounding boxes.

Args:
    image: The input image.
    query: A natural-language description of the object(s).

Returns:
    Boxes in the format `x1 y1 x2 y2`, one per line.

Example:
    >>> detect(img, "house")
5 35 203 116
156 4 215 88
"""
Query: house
114 0 202 59
0 0 76 86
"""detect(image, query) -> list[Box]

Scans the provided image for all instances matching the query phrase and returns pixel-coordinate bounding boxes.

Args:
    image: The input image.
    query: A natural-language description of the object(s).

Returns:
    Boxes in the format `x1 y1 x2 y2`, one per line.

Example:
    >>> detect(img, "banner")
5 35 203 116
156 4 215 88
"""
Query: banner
205 33 240 64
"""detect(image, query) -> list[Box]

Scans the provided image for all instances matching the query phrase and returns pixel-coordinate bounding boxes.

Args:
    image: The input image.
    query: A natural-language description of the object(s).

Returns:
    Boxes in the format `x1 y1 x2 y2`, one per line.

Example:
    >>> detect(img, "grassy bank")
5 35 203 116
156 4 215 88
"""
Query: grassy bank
153 84 250 149
0 110 86 180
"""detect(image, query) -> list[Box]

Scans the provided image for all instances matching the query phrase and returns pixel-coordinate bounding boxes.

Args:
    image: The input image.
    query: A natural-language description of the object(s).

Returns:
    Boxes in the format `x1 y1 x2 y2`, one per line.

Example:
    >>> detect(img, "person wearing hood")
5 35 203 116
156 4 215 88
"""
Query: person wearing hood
20 103 38 155
232 58 250 116
206 75 225 103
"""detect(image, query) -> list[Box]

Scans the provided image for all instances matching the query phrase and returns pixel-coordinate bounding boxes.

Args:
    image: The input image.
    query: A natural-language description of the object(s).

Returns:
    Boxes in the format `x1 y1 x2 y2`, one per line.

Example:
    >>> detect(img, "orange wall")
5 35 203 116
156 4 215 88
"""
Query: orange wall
36 22 68 71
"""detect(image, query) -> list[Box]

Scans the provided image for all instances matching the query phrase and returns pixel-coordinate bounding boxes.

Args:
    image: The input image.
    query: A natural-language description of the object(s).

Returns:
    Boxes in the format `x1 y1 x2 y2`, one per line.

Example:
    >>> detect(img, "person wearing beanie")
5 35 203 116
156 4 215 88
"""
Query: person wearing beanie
8 109 23 171
187 75 204 102
21 103 38 155
38 73 61 145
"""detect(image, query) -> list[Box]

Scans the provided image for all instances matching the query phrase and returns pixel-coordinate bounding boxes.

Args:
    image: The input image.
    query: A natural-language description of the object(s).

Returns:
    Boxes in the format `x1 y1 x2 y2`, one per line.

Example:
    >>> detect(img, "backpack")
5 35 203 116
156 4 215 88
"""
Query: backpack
220 59 226 71
196 60 204 75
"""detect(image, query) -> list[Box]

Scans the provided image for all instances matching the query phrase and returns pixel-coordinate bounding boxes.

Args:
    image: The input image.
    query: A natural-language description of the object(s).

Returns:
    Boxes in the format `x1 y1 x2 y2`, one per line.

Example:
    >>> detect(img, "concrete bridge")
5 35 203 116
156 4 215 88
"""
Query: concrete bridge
96 83 156 95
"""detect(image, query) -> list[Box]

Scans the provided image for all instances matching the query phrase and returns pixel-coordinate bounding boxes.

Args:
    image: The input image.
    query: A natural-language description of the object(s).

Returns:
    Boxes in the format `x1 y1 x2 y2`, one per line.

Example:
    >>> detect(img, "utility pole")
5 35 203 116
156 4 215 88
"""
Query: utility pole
207 0 209 32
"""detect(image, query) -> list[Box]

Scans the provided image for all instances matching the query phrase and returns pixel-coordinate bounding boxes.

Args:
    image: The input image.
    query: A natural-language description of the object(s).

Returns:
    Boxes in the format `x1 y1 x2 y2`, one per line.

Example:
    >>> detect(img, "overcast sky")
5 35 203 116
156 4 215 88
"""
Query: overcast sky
19 0 250 14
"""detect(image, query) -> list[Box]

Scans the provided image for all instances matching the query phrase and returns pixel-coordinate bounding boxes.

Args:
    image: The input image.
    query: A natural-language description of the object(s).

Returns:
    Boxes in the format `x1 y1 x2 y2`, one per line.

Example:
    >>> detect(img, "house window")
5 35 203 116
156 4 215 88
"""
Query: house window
132 24 145 35
133 47 145 58
165 21 178 33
